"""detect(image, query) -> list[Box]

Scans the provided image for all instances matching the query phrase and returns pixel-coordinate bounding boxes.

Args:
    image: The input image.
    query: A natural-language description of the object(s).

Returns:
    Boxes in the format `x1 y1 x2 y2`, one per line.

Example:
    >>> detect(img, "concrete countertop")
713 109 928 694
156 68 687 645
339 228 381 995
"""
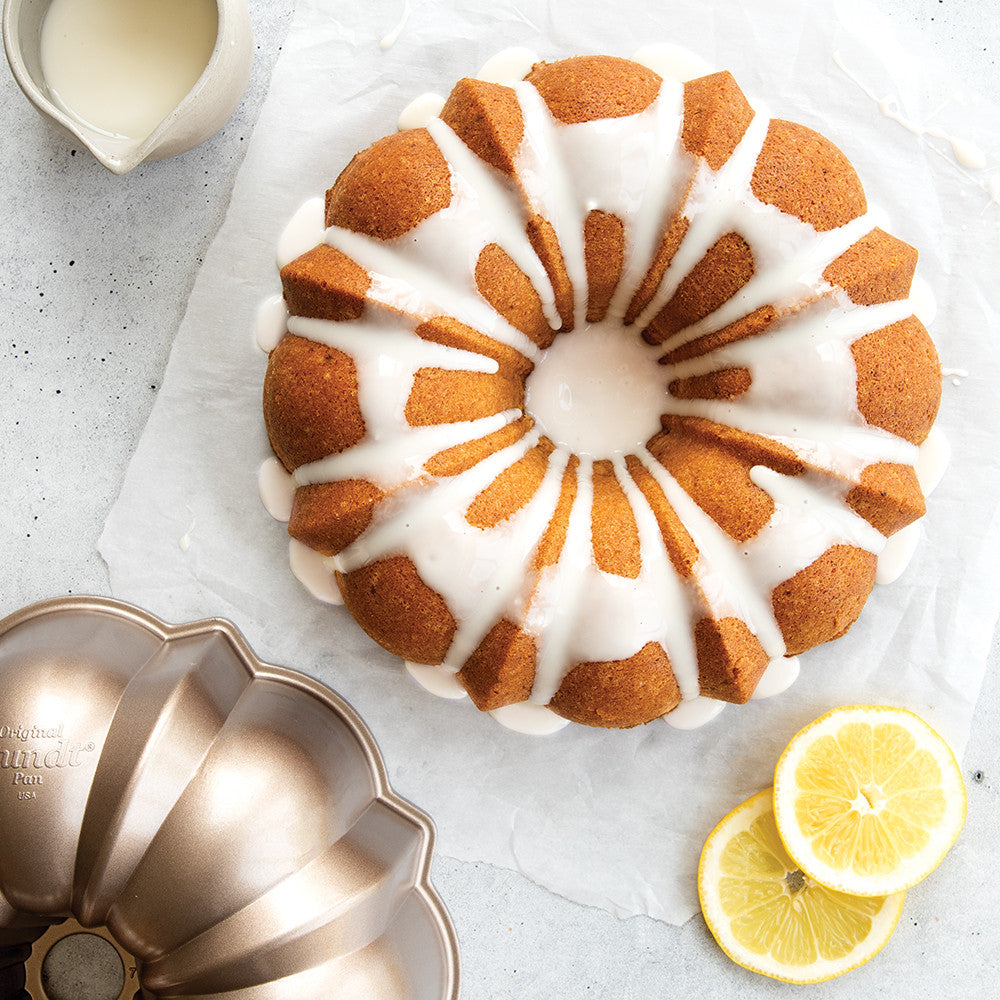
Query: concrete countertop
2 1 997 997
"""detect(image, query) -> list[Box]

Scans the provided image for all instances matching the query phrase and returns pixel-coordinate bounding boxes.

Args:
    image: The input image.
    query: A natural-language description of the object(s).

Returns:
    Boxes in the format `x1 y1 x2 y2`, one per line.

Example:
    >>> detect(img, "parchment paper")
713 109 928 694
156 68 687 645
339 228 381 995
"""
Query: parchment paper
100 0 1000 924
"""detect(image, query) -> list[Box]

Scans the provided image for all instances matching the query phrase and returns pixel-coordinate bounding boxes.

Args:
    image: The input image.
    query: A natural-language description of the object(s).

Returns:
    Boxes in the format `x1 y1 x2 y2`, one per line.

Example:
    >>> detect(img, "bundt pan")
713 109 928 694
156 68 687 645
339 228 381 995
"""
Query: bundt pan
0 596 459 1000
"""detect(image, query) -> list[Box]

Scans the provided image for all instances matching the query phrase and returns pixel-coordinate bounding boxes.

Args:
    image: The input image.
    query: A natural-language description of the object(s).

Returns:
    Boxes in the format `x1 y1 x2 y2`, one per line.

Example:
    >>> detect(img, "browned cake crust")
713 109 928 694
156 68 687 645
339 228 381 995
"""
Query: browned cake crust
525 55 662 123
651 416 803 543
475 243 555 346
682 71 755 170
440 77 524 176
459 619 537 710
645 231 756 344
824 227 918 305
751 119 867 231
695 618 770 704
264 334 364 470
262 54 942 730
337 556 457 664
772 546 878 655
281 244 370 321
853 317 941 444
325 129 451 238
289 480 385 556
549 642 682 728
584 210 625 322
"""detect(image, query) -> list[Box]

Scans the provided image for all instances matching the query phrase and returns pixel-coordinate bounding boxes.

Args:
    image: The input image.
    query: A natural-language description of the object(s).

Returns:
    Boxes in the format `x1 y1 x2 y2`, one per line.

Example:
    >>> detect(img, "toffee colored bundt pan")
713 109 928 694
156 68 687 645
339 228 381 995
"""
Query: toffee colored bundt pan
263 54 942 729
0 597 459 1000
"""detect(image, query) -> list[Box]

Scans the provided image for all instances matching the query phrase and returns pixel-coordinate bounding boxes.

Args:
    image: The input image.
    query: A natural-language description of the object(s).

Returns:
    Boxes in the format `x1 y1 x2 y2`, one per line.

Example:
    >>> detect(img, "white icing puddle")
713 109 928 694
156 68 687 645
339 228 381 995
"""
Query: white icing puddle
405 661 469 699
491 701 571 735
258 456 295 521
289 539 343 606
525 322 667 457
664 697 726 730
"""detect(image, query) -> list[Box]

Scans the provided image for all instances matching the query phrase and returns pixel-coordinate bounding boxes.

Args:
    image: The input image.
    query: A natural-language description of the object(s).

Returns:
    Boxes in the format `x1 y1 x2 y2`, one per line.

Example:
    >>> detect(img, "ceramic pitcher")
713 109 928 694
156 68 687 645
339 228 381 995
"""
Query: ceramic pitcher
2 0 253 174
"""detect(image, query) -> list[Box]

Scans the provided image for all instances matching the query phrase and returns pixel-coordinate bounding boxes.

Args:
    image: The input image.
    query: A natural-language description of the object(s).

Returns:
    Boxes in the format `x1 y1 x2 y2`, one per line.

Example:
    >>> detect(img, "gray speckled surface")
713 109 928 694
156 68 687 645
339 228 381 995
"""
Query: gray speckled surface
1 0 998 997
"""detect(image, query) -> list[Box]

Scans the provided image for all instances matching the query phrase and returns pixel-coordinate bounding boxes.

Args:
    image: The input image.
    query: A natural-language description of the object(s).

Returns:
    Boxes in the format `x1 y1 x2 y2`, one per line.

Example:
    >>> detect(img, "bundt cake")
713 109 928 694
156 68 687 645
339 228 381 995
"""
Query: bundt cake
261 53 941 730
0 597 459 1000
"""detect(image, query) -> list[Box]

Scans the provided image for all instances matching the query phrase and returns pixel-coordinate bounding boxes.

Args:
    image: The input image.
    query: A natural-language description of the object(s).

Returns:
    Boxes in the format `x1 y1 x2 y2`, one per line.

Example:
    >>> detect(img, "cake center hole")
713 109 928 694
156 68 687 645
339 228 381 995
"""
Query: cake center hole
524 321 667 457
41 932 125 1000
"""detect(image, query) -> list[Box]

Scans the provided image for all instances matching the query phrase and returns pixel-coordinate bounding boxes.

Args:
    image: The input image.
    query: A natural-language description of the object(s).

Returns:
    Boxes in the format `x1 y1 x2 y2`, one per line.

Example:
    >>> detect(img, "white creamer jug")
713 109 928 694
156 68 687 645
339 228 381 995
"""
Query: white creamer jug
3 0 253 174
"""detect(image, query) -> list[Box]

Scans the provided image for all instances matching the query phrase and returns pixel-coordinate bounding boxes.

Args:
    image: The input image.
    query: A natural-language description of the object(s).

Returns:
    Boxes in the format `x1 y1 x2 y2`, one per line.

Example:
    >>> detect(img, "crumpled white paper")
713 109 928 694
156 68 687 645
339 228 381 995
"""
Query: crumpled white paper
100 0 1000 924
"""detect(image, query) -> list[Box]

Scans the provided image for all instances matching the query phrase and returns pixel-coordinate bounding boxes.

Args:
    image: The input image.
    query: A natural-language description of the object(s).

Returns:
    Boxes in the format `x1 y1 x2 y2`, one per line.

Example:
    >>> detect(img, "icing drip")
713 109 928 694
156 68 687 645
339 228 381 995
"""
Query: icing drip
664 697 726 730
277 197 325 268
266 56 941 731
476 48 540 86
751 656 801 699
427 115 561 329
631 43 715 84
833 52 992 180
256 294 289 353
379 0 412 52
440 446 569 672
613 453 700 699
290 539 344 606
490 701 571 735
398 93 445 131
258 456 295 521
405 661 468 699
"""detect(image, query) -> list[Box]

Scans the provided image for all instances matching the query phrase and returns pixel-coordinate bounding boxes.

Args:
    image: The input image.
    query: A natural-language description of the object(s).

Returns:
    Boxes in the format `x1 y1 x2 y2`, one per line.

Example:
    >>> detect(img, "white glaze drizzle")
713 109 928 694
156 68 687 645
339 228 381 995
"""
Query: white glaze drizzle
909 274 937 327
832 51 989 171
875 522 921 586
751 656 801 700
333 427 542 574
324 204 542 362
379 0 412 52
489 701 571 735
269 54 943 731
426 114 561 329
476 48 540 86
631 43 715 84
277 197 325 268
612 452 700 699
631 108 772 332
441 445 569 673
915 425 951 497
398 92 445 131
405 661 468 699
664 697 726 730
289 538 344 605
256 293 289 353
633 445 785 657
531 465 592 701
258 456 296 521
296 411 519 490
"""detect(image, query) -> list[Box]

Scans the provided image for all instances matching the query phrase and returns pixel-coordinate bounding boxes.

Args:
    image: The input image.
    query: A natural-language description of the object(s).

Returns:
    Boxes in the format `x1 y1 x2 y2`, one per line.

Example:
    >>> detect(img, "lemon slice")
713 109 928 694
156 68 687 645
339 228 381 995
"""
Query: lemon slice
773 705 966 897
699 788 905 983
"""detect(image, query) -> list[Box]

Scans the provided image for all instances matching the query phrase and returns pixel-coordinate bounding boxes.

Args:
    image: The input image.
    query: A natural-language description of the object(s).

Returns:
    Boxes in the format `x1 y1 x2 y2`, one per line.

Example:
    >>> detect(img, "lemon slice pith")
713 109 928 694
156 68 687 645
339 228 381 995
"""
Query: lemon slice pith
698 788 905 983
773 705 967 897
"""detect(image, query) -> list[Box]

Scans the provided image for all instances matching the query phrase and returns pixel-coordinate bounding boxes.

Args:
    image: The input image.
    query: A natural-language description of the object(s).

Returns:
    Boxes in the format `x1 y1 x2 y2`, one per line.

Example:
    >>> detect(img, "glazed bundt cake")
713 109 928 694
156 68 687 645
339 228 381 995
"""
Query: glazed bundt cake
262 54 941 730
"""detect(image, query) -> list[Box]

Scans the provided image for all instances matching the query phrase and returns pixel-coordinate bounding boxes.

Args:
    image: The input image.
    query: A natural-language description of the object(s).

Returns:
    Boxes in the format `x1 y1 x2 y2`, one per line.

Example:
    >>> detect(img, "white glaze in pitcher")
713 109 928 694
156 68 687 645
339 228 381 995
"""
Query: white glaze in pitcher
2 0 253 173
